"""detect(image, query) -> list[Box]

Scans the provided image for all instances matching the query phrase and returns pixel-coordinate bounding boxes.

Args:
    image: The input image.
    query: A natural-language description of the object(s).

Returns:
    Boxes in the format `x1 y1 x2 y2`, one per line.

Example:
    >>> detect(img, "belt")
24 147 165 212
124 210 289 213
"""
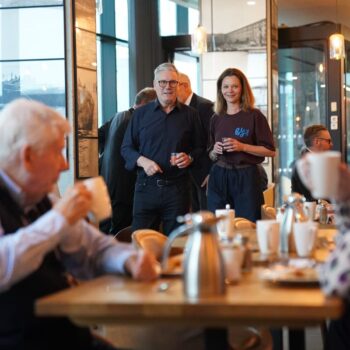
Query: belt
138 175 187 187
216 160 253 170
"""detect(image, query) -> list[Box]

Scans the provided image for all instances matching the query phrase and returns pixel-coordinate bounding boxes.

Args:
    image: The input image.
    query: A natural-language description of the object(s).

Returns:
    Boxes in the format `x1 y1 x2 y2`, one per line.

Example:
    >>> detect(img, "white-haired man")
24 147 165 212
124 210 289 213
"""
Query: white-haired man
0 98 158 350
121 63 204 235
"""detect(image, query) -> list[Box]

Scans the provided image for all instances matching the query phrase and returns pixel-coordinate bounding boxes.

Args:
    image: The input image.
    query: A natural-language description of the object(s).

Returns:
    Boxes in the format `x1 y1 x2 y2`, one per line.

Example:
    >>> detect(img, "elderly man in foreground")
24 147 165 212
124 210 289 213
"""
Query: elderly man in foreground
0 99 159 350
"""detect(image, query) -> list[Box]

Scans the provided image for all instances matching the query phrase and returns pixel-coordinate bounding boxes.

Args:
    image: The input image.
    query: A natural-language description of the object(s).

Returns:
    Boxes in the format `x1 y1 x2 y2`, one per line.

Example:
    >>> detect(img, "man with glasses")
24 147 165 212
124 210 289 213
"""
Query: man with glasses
291 124 333 201
121 63 203 235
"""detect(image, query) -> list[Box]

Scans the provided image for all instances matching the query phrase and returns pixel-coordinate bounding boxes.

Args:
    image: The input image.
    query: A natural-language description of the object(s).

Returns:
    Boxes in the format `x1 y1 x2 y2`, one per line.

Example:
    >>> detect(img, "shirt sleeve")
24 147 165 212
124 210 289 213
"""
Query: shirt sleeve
318 199 350 299
0 210 137 292
253 110 275 151
121 109 142 171
0 210 68 292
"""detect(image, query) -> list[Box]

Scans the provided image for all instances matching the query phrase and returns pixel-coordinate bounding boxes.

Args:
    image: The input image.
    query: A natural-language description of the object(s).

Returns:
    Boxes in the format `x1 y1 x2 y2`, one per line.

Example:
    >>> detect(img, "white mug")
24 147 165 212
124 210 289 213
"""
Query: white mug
83 176 112 222
307 151 341 199
256 220 280 255
293 222 318 257
220 243 243 284
215 209 235 240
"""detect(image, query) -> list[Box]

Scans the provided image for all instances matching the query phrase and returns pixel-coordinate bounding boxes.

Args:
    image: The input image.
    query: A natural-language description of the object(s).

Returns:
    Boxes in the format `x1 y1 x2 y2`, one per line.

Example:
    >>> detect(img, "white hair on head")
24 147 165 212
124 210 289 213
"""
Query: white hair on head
0 98 70 166
154 62 178 79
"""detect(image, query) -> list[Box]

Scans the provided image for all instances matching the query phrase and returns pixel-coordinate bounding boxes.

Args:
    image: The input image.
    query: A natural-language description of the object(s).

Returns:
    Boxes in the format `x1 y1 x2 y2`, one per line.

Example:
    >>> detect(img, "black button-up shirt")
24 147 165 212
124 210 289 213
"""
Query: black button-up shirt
121 99 204 179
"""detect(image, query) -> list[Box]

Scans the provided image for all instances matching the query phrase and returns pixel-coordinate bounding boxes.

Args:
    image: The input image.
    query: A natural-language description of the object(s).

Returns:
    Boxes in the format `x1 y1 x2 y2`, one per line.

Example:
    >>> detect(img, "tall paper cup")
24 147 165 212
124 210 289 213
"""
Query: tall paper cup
256 220 280 255
307 151 341 199
83 176 112 222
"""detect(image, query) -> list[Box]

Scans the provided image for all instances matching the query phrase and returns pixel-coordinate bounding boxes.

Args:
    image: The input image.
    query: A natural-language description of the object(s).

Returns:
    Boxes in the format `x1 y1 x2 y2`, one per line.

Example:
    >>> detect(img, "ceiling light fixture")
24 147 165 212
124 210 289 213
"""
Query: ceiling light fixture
329 0 345 60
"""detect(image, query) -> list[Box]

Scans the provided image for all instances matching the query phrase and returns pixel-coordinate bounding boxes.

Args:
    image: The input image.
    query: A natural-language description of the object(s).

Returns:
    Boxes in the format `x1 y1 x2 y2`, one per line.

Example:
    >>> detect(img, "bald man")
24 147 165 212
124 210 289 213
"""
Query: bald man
177 73 214 211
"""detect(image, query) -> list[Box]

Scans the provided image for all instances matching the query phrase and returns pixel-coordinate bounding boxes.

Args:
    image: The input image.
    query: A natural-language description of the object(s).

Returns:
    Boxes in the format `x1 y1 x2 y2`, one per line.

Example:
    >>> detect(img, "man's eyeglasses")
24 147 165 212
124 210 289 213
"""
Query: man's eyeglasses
158 80 178 88
317 137 332 144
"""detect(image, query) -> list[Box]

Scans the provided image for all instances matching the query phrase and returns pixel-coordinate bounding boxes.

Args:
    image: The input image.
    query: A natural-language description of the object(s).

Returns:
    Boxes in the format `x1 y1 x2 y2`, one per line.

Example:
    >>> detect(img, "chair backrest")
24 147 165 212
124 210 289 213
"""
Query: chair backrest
233 217 256 229
114 226 133 243
132 229 168 261
263 183 275 207
261 204 277 220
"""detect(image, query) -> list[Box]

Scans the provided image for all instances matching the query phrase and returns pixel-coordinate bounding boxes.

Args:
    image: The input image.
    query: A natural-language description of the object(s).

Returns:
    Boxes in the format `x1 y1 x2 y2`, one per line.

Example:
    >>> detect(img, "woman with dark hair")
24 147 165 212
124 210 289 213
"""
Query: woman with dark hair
207 68 275 222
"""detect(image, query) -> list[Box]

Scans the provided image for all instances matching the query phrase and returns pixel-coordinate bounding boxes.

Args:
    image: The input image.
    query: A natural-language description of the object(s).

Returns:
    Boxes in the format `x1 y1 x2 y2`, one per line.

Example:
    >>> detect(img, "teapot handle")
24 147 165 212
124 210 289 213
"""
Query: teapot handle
161 223 192 271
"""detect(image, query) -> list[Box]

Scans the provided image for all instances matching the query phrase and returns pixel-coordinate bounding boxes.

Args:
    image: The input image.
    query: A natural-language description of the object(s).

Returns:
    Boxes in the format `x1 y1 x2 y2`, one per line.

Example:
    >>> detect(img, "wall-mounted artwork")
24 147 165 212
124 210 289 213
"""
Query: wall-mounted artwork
76 67 98 137
78 138 98 178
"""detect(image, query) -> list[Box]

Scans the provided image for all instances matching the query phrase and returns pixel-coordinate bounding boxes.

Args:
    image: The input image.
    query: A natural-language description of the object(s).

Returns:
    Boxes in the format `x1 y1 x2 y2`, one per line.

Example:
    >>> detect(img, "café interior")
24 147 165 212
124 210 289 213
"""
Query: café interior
2 0 350 349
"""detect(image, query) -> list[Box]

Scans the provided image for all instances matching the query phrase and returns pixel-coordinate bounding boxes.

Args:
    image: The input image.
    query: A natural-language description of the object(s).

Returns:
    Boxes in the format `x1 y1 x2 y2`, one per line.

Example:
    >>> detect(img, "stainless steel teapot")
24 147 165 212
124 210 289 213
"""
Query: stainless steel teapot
162 211 226 299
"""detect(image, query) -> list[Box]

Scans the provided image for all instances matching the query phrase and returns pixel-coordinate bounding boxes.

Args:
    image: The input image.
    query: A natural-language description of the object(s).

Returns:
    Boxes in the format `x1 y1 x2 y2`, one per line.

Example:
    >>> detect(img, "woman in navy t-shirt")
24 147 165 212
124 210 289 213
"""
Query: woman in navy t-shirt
207 68 275 222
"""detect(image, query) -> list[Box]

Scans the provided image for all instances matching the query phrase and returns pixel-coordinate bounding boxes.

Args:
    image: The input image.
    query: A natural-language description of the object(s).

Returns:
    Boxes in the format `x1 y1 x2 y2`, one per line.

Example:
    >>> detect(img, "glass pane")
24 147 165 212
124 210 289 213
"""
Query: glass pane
115 0 128 41
76 29 97 69
0 60 66 114
174 52 199 93
158 0 176 36
0 7 64 60
116 43 129 111
0 0 62 7
277 43 326 201
188 7 199 34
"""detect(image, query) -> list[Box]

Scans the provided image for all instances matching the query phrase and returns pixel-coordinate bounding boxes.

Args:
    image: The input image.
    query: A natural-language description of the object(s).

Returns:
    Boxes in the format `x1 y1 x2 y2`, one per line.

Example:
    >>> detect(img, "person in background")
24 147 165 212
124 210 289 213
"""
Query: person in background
176 72 214 212
121 63 203 235
99 87 157 235
0 98 159 350
291 124 333 201
207 68 275 222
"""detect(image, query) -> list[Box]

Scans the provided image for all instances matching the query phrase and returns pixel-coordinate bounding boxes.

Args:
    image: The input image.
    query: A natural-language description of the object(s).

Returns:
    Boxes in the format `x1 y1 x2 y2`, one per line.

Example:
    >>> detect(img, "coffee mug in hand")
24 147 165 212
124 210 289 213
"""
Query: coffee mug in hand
307 151 341 199
293 222 318 257
83 176 112 222
256 220 280 255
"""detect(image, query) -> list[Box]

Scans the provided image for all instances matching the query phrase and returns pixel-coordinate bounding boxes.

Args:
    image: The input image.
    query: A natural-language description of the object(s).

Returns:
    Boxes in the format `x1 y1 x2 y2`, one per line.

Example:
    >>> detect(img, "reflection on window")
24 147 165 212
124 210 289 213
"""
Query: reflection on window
116 43 129 111
0 60 65 113
115 0 128 41
0 0 62 7
0 7 64 60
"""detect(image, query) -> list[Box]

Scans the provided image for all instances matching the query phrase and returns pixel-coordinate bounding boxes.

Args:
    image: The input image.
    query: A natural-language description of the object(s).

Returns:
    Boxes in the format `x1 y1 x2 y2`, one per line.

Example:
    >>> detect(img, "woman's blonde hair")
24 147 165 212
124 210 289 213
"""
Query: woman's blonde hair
215 68 255 115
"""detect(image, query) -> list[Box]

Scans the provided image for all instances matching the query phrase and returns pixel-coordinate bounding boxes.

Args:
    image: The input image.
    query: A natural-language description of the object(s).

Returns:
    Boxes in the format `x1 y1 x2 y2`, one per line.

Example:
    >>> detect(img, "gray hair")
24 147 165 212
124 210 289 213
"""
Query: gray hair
134 87 157 106
0 98 70 166
153 62 178 79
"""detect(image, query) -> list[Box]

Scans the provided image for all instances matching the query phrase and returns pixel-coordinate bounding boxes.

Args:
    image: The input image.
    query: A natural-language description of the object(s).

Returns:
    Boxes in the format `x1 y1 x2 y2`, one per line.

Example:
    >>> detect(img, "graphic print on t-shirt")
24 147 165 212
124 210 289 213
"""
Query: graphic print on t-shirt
234 127 249 138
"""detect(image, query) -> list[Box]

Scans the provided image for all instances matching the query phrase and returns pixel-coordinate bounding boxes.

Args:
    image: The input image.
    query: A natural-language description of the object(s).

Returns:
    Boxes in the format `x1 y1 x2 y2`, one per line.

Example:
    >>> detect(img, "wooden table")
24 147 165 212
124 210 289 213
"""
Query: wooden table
36 268 343 329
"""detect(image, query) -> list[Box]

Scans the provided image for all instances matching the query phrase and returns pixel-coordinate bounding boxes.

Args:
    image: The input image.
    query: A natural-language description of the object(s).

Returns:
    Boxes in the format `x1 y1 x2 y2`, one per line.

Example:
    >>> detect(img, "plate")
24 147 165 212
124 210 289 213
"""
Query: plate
260 265 320 286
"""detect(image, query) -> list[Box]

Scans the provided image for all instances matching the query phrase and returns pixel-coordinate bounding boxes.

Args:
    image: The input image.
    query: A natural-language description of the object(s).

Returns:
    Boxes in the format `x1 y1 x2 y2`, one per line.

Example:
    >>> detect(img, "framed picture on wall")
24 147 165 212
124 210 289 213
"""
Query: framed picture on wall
76 67 98 137
77 137 99 178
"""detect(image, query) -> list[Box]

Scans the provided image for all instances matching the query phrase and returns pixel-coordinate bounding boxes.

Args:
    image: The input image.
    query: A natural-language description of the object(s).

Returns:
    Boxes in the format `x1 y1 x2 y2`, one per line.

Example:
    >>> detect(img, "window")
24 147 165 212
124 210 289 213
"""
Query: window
0 5 65 112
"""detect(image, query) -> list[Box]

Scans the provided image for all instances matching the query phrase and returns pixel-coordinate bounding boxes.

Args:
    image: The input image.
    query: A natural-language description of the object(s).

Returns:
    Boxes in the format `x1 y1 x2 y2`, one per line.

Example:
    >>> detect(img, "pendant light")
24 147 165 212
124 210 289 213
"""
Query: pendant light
191 0 207 54
329 0 345 60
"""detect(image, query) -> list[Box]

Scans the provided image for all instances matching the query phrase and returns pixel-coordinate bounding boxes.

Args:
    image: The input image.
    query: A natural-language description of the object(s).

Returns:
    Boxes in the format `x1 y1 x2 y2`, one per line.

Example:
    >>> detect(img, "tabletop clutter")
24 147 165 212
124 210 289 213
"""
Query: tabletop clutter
161 192 336 299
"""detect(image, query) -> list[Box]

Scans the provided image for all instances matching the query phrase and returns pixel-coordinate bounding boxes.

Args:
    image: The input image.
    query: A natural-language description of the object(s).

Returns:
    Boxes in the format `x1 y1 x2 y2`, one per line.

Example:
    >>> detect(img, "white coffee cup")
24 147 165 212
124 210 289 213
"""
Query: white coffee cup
304 201 317 221
256 220 280 255
215 208 235 240
220 242 243 284
293 221 318 257
83 176 112 222
307 151 341 199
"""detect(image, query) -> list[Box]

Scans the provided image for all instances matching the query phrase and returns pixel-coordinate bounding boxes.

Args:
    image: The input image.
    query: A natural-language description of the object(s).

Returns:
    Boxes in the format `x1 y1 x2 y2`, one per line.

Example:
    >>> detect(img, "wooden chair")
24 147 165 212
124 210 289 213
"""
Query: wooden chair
113 226 133 243
132 229 183 262
233 217 256 230
261 204 277 220
263 183 275 207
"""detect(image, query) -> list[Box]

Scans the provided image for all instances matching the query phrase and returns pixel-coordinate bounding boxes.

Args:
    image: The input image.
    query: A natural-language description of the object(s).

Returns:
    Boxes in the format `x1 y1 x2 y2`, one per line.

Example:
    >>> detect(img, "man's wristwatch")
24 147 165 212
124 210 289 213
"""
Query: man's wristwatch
188 154 193 164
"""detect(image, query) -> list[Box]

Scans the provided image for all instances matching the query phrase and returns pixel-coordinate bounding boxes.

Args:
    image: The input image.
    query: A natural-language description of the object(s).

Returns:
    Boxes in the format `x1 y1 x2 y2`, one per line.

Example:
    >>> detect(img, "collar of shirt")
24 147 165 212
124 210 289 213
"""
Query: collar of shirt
153 99 183 113
184 92 193 106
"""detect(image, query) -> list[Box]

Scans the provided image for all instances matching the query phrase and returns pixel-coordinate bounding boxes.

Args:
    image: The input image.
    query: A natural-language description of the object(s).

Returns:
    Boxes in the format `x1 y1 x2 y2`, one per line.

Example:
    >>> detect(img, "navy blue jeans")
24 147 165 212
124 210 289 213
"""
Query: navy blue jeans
207 164 263 222
132 175 190 236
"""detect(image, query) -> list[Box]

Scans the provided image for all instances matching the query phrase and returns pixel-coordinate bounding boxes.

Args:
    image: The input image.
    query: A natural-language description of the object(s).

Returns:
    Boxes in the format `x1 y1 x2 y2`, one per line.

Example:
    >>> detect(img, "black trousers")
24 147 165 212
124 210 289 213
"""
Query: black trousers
132 175 190 236
190 175 208 212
